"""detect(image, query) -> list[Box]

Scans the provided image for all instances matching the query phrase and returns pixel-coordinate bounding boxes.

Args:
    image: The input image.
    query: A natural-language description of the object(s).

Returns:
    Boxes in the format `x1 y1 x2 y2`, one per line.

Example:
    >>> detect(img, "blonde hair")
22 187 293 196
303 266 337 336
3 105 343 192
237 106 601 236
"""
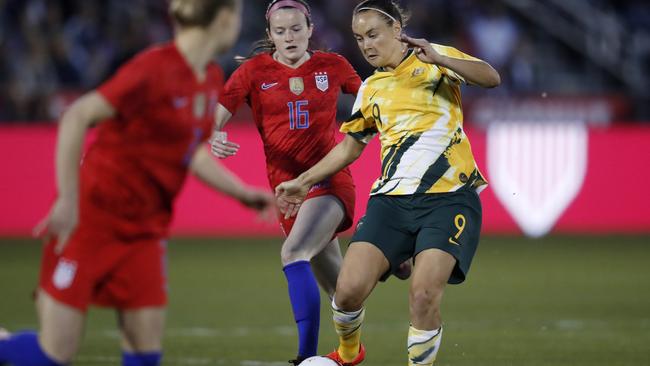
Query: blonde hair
169 0 237 28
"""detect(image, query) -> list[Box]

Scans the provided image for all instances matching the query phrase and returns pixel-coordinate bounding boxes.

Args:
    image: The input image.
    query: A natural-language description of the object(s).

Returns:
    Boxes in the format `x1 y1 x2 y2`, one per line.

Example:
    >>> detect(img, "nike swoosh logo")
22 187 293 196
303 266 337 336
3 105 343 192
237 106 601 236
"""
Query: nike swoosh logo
448 237 460 246
261 82 279 90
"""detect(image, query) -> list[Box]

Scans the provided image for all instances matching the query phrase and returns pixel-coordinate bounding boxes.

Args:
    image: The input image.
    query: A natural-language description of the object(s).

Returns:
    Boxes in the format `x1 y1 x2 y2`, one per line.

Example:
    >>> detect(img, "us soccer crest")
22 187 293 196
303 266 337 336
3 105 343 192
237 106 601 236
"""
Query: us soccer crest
53 258 78 290
315 72 329 92
487 121 588 237
289 77 304 96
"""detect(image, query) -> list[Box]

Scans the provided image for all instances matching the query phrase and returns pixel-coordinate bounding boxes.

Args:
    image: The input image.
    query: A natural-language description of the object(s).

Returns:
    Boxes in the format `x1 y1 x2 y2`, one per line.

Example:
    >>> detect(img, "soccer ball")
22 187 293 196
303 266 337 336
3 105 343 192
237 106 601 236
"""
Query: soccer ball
298 356 340 366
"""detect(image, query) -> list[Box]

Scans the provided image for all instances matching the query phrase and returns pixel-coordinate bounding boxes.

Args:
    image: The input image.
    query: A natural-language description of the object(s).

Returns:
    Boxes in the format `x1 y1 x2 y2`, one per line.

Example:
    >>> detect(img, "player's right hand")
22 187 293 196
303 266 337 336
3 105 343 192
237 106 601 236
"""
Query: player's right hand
210 132 240 159
33 198 79 254
275 179 310 219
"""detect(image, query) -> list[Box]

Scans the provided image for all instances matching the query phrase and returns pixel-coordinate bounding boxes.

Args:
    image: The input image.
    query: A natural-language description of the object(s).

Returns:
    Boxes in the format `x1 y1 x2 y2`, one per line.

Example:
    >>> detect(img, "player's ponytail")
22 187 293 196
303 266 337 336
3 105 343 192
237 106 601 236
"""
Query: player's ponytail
170 0 238 28
236 39 273 63
353 0 410 28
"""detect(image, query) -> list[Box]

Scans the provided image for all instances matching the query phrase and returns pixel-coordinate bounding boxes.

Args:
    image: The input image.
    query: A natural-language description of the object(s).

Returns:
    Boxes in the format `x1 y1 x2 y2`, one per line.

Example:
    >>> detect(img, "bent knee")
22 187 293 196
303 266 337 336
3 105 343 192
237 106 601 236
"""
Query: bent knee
280 243 311 265
121 323 163 352
121 329 162 352
334 280 366 311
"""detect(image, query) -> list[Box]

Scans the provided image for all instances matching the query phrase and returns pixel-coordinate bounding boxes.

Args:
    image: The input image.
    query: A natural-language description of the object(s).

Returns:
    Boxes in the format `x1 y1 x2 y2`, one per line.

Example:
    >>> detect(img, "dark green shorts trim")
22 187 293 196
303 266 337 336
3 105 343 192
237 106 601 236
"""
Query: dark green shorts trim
350 189 482 284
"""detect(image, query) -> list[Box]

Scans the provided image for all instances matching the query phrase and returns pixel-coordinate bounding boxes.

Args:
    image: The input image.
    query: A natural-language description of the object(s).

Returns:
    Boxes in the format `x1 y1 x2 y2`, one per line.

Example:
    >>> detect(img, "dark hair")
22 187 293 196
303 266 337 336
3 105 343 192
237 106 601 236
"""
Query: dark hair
240 0 313 62
353 0 410 27
266 0 312 28
170 0 238 28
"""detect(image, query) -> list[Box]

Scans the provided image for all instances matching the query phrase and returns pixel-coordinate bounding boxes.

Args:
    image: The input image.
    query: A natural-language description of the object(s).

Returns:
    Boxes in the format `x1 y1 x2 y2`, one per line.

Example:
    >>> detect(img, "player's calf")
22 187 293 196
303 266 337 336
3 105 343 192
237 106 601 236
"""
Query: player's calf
409 286 444 328
283 261 321 359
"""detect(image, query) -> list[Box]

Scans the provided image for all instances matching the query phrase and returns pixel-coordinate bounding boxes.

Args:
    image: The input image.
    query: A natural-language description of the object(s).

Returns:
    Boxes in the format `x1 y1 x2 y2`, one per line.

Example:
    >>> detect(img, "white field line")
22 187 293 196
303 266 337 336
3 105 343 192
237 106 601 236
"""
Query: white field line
97 325 296 339
90 318 633 341
75 355 287 366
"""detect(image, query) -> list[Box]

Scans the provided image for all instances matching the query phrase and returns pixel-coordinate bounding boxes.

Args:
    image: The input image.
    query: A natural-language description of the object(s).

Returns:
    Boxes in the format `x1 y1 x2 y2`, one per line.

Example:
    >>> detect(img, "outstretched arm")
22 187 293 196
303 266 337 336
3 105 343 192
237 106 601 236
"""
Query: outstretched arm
190 145 273 211
400 34 501 88
294 135 366 188
275 135 366 218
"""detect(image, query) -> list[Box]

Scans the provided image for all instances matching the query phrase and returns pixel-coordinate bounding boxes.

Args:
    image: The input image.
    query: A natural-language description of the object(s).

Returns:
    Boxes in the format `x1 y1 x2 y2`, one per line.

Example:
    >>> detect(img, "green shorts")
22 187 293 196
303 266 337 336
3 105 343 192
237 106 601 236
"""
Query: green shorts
350 189 482 284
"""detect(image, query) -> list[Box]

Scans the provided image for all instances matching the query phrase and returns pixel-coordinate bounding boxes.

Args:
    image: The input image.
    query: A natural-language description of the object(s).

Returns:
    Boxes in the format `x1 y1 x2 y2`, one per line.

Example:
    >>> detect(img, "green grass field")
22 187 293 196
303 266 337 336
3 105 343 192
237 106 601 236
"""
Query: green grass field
1 236 649 366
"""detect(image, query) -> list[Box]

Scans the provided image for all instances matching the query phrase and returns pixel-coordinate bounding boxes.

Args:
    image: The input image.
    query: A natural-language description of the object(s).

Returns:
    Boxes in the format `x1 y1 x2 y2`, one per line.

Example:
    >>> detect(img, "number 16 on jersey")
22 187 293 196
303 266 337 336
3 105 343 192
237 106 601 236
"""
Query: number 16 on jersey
288 100 309 130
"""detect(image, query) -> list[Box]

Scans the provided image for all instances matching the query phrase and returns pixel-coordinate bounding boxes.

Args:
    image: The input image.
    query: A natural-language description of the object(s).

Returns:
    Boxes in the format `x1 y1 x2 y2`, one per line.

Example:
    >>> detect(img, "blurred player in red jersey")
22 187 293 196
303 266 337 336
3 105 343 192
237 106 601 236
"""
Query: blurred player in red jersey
210 0 361 363
0 1 274 366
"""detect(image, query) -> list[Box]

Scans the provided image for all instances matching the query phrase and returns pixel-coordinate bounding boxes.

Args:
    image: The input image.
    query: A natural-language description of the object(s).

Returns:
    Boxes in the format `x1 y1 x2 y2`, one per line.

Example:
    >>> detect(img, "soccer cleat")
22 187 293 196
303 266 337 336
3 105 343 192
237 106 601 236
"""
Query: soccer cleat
326 344 365 366
288 356 307 366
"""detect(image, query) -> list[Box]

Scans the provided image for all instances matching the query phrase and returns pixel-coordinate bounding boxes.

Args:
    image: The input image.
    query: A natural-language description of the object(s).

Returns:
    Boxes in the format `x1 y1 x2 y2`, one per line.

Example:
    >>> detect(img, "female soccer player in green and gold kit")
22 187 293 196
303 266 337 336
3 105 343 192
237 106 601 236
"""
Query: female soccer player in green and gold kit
276 1 500 365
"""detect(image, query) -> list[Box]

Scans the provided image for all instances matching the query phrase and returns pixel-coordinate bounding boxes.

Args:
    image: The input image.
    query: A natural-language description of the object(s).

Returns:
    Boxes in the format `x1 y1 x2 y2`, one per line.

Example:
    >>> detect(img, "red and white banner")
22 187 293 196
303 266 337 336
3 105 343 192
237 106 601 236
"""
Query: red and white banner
0 123 649 236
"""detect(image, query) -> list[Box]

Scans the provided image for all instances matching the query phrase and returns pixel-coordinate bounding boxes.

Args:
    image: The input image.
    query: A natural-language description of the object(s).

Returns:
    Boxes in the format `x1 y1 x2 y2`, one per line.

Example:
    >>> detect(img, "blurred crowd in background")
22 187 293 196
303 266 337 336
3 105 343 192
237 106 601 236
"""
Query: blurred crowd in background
1 0 649 122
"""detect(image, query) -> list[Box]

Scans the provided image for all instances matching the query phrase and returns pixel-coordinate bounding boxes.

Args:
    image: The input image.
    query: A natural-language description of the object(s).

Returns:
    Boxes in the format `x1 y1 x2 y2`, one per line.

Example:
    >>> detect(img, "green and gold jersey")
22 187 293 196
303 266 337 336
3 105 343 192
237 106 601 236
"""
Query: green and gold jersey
341 44 487 196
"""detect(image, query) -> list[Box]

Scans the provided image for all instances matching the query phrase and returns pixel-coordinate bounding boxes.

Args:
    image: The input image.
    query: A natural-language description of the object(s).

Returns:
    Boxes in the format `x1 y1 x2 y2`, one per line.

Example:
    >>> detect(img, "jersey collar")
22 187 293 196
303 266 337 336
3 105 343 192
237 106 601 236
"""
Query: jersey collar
376 49 415 74
266 50 316 72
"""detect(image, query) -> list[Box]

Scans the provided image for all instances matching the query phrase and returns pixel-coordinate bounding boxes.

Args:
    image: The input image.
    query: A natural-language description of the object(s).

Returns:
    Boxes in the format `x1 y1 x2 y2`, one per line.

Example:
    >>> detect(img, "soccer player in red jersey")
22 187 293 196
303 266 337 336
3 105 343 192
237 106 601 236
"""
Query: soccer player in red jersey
210 0 362 363
0 1 274 366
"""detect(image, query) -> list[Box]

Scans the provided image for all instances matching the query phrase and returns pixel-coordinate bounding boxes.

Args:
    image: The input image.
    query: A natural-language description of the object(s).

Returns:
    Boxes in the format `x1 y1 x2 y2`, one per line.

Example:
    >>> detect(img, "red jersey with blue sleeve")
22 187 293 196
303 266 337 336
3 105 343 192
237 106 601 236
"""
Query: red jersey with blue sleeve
219 51 361 233
85 42 222 238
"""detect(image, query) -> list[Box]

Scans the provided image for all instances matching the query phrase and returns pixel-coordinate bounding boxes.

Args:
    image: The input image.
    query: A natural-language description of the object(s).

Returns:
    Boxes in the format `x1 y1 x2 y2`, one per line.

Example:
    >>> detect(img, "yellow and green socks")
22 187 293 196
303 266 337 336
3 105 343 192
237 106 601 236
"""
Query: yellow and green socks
331 299 365 362
407 325 443 366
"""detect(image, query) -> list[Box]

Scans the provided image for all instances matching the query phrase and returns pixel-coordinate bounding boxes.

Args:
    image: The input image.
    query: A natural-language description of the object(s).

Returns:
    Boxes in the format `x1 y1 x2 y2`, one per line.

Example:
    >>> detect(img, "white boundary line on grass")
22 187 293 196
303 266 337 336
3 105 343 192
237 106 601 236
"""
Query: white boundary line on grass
75 356 286 366
98 326 297 339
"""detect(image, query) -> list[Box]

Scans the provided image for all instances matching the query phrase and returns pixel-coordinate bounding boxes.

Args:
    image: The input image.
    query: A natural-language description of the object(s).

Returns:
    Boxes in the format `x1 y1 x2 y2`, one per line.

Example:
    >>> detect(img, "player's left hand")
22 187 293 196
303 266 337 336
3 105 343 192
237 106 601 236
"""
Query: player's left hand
275 179 310 219
399 34 443 65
